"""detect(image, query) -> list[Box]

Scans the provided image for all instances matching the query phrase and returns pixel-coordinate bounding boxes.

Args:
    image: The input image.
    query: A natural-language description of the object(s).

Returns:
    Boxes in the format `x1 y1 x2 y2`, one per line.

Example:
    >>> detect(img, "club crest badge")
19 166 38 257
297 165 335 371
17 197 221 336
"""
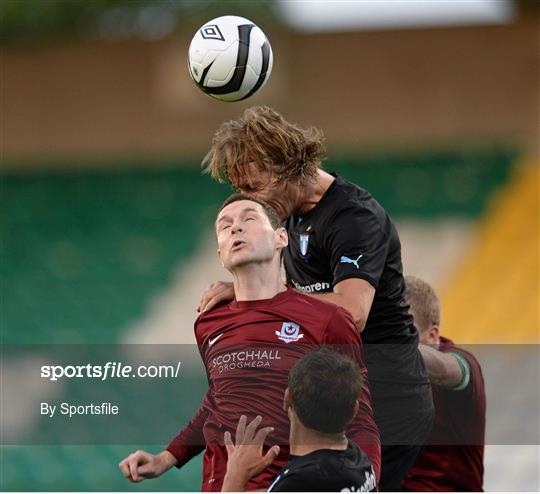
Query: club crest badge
275 322 304 343
299 234 309 256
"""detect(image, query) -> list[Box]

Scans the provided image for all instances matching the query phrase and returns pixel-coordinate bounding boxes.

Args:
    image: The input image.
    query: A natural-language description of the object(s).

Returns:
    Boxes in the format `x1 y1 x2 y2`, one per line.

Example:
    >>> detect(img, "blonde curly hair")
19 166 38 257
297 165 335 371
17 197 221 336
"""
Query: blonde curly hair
202 106 325 187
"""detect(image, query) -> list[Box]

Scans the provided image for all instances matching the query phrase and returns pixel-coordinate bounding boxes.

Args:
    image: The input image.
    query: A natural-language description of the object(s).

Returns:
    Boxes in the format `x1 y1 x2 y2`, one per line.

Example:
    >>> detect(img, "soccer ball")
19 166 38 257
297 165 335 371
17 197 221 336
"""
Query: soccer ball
188 16 273 102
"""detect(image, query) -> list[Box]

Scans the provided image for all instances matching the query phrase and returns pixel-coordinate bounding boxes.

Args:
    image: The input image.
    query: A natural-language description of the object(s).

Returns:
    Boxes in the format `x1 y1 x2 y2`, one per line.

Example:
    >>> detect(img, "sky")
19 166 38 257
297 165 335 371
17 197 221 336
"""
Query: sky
276 0 515 32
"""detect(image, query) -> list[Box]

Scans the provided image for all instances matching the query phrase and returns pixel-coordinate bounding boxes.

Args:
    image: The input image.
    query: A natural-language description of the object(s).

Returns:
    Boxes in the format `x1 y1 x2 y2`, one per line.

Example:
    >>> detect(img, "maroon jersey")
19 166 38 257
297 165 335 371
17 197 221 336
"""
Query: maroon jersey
403 337 486 491
166 287 380 491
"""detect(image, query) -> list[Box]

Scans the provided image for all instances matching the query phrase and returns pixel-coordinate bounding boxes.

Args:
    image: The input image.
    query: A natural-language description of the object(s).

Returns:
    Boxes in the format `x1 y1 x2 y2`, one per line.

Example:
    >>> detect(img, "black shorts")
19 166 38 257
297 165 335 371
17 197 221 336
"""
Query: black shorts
377 408 435 491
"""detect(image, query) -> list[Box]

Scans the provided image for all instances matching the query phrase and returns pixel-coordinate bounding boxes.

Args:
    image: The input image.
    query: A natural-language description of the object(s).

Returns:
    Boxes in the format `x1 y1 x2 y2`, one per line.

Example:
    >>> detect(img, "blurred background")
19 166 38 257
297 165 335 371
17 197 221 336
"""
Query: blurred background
1 0 539 491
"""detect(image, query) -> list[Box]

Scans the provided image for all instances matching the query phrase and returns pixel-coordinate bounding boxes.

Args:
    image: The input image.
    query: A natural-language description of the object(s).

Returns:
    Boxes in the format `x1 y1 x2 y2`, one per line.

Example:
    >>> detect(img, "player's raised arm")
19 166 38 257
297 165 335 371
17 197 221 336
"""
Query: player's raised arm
418 344 467 389
309 278 375 331
297 205 387 331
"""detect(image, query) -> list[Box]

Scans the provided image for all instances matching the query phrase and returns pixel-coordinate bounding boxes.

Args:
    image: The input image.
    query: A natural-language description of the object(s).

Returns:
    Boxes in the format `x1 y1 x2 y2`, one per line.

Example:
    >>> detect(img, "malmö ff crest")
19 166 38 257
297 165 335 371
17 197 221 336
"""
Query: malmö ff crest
299 233 309 257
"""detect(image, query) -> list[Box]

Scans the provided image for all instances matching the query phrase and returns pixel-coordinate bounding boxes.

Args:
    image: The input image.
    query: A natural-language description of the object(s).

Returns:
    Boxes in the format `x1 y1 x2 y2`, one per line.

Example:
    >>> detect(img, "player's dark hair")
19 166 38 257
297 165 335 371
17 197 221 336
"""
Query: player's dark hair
203 106 325 186
219 193 282 230
288 347 361 434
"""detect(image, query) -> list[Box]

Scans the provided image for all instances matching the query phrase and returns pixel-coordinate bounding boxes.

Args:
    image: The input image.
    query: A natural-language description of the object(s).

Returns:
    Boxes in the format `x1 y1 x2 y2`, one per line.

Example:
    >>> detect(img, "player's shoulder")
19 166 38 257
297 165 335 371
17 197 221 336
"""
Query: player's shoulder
326 175 388 226
287 288 342 317
271 441 376 492
331 175 378 208
195 300 233 327
270 453 330 492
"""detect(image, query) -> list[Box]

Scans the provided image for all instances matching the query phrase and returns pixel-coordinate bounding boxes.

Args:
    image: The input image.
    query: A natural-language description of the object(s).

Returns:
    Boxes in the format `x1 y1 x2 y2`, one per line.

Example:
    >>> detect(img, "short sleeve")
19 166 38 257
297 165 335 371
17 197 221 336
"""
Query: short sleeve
324 205 390 289
447 352 471 391
450 350 484 398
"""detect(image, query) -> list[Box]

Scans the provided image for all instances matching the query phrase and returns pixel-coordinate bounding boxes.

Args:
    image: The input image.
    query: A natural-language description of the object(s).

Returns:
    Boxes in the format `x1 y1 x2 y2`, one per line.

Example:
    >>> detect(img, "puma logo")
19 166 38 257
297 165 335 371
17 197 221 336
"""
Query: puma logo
340 254 363 269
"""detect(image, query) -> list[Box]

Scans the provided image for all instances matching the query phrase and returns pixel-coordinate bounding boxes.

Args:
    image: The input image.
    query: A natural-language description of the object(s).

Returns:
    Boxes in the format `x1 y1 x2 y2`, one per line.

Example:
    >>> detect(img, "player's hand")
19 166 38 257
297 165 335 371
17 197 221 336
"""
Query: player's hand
198 281 235 312
222 415 280 492
118 449 177 482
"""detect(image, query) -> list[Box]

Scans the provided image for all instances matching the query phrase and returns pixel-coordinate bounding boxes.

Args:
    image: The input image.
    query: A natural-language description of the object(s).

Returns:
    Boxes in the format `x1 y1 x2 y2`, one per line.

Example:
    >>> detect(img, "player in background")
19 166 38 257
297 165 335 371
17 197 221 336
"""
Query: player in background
402 275 486 491
222 348 376 492
199 106 433 490
119 195 380 491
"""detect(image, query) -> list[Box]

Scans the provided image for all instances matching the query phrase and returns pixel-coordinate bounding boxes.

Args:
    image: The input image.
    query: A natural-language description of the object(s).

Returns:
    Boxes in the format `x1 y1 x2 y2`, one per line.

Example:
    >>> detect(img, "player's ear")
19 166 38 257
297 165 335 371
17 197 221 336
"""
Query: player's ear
428 324 440 345
344 400 360 428
275 227 288 250
283 387 292 411
352 400 359 419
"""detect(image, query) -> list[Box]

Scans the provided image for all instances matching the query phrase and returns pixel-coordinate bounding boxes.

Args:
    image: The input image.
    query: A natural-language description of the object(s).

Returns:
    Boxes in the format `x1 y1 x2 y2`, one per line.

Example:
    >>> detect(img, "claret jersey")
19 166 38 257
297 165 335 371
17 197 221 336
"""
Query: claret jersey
403 337 486 491
166 287 380 491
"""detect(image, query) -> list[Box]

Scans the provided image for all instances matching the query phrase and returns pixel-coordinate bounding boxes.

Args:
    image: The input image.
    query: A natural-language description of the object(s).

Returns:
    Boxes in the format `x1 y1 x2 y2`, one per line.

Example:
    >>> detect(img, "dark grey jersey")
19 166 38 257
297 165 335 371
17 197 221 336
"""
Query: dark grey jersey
269 440 376 492
284 174 432 424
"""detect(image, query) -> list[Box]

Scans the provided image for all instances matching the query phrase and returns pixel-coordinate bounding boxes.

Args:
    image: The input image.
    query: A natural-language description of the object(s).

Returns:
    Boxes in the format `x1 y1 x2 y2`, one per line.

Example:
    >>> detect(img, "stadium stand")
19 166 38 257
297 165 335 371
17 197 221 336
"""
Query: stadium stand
441 161 539 344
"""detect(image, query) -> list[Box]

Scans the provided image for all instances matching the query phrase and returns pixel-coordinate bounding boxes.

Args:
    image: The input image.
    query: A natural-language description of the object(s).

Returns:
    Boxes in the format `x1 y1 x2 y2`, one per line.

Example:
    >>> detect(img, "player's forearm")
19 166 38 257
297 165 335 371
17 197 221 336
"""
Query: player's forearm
419 344 463 388
305 291 368 331
166 393 210 467
165 410 207 467
165 442 204 468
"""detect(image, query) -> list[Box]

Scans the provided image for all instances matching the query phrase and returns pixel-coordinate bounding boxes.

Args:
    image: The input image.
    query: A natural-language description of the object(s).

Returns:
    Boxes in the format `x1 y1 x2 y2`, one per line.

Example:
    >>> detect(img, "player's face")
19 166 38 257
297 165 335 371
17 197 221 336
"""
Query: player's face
232 163 302 220
216 200 287 271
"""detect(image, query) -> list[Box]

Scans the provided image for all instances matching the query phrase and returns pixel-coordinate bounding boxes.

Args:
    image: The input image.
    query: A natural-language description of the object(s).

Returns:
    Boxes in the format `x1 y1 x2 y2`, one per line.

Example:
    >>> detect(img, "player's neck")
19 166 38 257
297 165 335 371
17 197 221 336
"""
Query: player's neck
296 170 335 215
289 422 348 456
232 263 286 301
